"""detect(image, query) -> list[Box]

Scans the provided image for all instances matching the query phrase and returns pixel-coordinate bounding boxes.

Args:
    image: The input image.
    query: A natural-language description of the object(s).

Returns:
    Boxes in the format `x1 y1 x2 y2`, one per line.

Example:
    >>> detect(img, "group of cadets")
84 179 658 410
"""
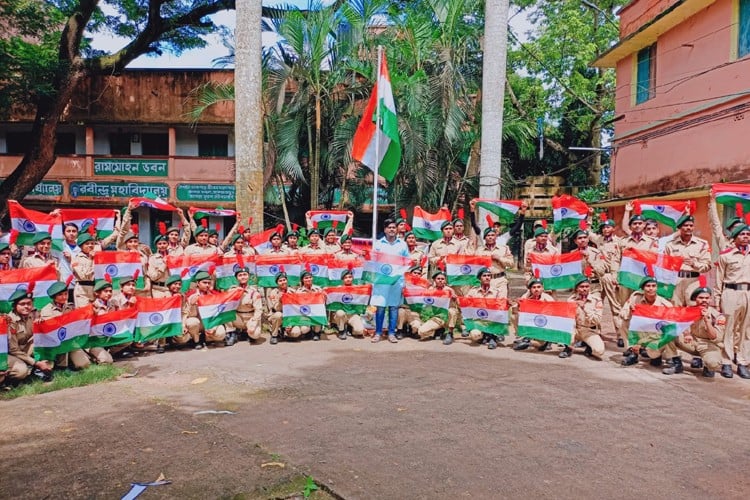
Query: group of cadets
1 189 749 386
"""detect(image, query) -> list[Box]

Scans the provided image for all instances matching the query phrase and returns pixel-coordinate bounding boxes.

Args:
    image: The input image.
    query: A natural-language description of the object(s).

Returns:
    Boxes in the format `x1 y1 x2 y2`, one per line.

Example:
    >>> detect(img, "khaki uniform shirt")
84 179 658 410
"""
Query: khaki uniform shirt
323 242 342 254
266 287 289 313
72 252 95 281
110 292 137 310
572 247 609 277
8 311 35 366
466 285 501 298
265 246 291 256
618 234 658 253
687 307 725 343
21 252 60 277
232 285 263 316
474 244 514 274
408 248 427 276
589 233 622 273
518 291 555 302
524 243 559 273
93 298 116 315
334 250 360 262
39 302 73 320
451 235 471 253
619 292 672 322
167 244 185 257
567 292 603 328
708 200 731 251
147 252 170 284
715 245 750 304
428 239 463 269
185 244 220 256
300 244 326 255
664 235 712 273
295 285 324 294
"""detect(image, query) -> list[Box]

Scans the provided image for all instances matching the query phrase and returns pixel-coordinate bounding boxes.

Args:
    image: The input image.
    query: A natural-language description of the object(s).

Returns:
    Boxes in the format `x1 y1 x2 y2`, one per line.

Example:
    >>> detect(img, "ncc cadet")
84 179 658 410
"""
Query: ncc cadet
301 225 326 255
523 220 555 264
428 221 462 274
588 215 625 346
616 213 658 319
664 283 725 377
4 287 54 383
472 226 514 297
331 268 366 339
71 231 98 307
20 232 60 278
335 233 360 261
294 268 325 340
229 266 263 345
396 211 409 240
283 226 301 253
523 223 558 281
224 233 256 258
513 273 555 352
89 278 119 362
148 232 172 298
465 267 502 348
565 274 605 360
618 276 675 367
165 274 193 348
185 271 227 349
217 215 242 253
570 228 608 280
39 281 91 371
165 208 192 256
185 225 220 256
451 210 471 253
708 190 744 250
404 231 427 276
714 223 750 379
323 225 342 253
397 265 428 339
266 270 294 344
207 226 221 249
664 215 712 306
266 225 290 255
407 270 458 345
122 226 151 296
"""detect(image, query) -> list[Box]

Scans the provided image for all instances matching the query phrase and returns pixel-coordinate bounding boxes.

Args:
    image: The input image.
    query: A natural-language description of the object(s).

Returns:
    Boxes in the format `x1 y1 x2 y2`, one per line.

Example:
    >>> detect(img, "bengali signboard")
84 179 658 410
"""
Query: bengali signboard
70 181 169 200
93 158 168 177
176 184 235 202
0 180 63 198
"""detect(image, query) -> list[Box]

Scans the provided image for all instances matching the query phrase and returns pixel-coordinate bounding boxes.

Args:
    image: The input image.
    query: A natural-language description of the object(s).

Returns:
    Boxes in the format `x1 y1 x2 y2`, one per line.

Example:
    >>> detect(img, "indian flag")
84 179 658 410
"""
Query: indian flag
0 316 8 371
33 305 94 361
189 206 237 218
517 300 577 345
325 285 372 315
135 295 182 342
634 200 693 229
404 271 431 289
214 255 255 291
301 254 330 287
473 199 523 224
8 200 63 249
308 210 348 231
628 304 702 349
250 228 277 254
351 51 401 182
411 206 452 241
363 251 411 285
529 252 584 290
552 195 589 232
129 196 176 211
457 297 509 336
197 288 243 330
402 287 451 322
87 308 137 348
618 248 682 298
446 254 492 286
0 264 58 313
93 251 144 289
60 208 117 238
282 292 328 327
712 183 750 211
166 254 222 291
255 254 301 288
327 259 365 286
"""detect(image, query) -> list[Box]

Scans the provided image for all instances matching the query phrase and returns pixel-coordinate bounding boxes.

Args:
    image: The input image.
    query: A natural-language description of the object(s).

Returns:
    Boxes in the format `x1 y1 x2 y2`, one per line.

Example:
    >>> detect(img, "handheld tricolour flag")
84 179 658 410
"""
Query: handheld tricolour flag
529 252 585 290
457 297 509 336
627 304 702 349
88 308 137 348
129 196 176 211
282 292 328 327
188 206 237 219
517 300 577 345
0 264 58 313
94 251 144 289
166 254 222 291
445 255 492 287
0 316 7 371
249 227 278 254
300 254 330 287
8 200 63 249
618 248 683 298
327 259 365 286
712 183 750 211
135 295 182 342
633 200 692 229
325 284 372 315
255 255 301 288
215 255 255 290
363 251 412 285
552 195 589 232
60 208 117 239
33 305 94 361
308 211 348 231
472 199 523 224
402 288 451 322
197 289 243 330
411 206 452 241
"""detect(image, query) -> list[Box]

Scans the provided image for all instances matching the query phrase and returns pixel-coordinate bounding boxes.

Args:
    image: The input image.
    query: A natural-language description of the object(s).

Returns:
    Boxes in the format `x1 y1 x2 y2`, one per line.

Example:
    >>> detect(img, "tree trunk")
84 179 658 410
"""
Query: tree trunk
311 93 322 209
479 0 510 200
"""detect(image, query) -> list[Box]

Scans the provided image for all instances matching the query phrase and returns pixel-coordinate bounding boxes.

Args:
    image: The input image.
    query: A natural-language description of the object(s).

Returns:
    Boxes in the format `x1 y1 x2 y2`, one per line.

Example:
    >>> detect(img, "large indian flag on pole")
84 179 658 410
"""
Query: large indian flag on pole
0 264 58 313
411 206 451 241
327 259 365 286
618 248 683 298
363 251 411 285
351 51 401 182
300 254 330 287
308 210 348 231
135 295 182 342
633 200 694 229
8 200 63 249
552 195 589 232
517 300 577 345
33 305 94 361
94 251 144 289
472 199 523 224
0 316 8 371
457 297 509 336
282 292 328 327
325 285 372 315
712 183 750 211
445 254 492 287
628 304 702 349
197 288 243 330
402 287 451 322
255 254 301 288
87 308 137 348
60 208 117 238
529 252 584 290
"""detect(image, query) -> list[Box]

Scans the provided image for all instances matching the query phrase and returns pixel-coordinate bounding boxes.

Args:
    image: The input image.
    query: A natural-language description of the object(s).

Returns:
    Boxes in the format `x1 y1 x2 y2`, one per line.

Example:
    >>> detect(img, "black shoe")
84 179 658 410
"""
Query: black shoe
690 357 703 369
617 338 625 348
338 330 347 340
461 329 469 338
559 346 572 358
738 365 750 379
224 331 237 347
721 364 733 378
395 329 405 340
702 367 715 378
488 337 497 350
32 368 53 382
662 357 683 375
649 357 663 367
584 343 593 357
481 334 490 345
156 346 165 354
270 336 279 345
574 341 585 348
312 333 320 341
537 341 550 352
640 349 650 359
194 342 206 350
513 338 531 351
621 351 639 366
497 334 505 342
116 350 134 358
443 332 453 345
237 330 249 342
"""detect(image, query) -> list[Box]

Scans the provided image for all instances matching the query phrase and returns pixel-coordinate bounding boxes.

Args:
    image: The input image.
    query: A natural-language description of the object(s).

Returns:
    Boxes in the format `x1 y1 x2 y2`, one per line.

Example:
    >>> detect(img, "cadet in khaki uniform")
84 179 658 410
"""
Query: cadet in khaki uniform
708 189 743 251
20 232 60 278
283 227 301 254
323 226 343 254
616 213 658 307
619 276 676 366
569 229 608 280
185 271 227 348
72 232 97 307
588 217 625 346
266 228 291 255
335 234 360 262
563 276 605 360
164 275 192 348
39 281 91 371
473 227 515 297
148 234 172 298
664 215 712 306
294 270 325 340
451 211 471 254
0 242 12 270
428 221 463 275
714 224 750 379
185 226 221 256
397 266 429 339
407 271 458 345
664 285 725 377
512 275 555 352
524 225 559 280
523 220 556 265
230 267 263 345
224 234 256 258
405 232 427 277
4 288 54 383
266 271 291 344
165 208 192 256
465 267 503 349
331 269 366 339
121 229 151 297
300 228 326 255
90 280 118 363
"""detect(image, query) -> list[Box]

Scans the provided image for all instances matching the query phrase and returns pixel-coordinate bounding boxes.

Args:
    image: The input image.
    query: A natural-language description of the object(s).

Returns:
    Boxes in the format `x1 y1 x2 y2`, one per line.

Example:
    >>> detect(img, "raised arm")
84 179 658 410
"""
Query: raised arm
178 208 192 248
621 202 633 236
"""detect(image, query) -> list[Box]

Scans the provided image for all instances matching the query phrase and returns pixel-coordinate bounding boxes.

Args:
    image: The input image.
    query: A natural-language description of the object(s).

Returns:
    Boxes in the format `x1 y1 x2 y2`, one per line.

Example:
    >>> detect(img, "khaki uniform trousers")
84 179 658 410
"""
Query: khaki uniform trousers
599 273 623 333
5 355 32 381
574 326 605 359
719 288 750 364
408 308 459 340
73 284 94 308
268 311 283 338
333 310 365 336
233 311 262 340
672 277 700 307
185 317 226 343
88 347 114 364
55 350 91 370
675 336 723 371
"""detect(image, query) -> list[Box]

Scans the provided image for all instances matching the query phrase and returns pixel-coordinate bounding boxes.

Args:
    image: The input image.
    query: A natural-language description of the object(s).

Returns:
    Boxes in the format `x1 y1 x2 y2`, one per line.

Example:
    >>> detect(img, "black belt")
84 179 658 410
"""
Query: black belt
152 281 166 287
725 283 750 291
678 271 700 278
78 281 94 286
491 273 506 279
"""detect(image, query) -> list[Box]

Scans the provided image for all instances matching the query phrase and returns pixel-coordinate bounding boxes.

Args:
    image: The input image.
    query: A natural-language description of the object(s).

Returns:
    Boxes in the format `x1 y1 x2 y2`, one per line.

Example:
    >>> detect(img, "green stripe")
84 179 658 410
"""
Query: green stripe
257 275 300 288
0 353 7 371
627 330 675 350
379 102 401 182
408 304 448 322
447 275 479 287
640 209 678 229
135 323 181 342
201 310 237 330
553 219 583 232
619 271 675 298
475 202 515 223
516 325 572 345
412 227 442 241
86 331 134 348
326 302 366 315
542 273 582 291
312 276 329 287
282 315 328 327
215 276 238 291
362 271 400 285
34 336 89 361
463 319 508 336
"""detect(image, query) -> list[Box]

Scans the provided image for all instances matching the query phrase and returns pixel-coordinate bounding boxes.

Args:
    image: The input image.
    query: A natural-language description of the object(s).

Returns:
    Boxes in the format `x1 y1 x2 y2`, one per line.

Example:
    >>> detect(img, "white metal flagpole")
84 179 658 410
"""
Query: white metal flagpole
370 46 383 249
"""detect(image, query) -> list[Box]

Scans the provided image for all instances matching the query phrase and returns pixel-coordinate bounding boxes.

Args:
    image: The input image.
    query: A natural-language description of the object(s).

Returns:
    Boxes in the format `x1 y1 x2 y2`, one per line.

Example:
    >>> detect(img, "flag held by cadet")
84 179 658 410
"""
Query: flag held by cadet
402 288 451 322
0 264 58 313
88 308 137 348
33 305 94 361
0 316 8 371
472 199 523 224
517 300 577 346
282 292 328 327
325 285 372 315
457 297 510 336
529 252 585 290
8 200 64 249
197 288 243 330
445 254 492 287
135 295 183 342
618 248 683 298
551 195 589 232
633 200 694 230
627 304 702 350
411 206 452 241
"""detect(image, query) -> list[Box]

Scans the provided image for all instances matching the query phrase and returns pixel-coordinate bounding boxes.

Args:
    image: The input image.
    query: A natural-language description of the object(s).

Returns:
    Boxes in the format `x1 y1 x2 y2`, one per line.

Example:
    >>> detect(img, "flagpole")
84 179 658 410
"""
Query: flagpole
371 46 383 249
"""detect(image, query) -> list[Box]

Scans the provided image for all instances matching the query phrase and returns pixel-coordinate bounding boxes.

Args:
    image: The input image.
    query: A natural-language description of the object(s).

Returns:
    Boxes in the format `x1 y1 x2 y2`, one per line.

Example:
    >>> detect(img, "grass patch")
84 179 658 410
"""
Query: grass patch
1 364 126 400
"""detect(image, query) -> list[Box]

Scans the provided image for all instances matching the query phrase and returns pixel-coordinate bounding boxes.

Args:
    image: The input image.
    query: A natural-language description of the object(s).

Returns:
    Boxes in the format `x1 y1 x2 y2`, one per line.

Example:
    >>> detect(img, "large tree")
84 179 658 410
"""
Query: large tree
0 0 235 219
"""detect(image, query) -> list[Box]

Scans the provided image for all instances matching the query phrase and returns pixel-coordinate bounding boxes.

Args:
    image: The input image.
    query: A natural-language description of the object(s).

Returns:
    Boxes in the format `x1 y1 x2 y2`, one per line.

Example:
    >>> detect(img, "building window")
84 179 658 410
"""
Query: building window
198 134 228 157
635 44 656 104
109 133 131 155
55 133 76 154
142 133 169 155
741 0 750 58
5 132 32 154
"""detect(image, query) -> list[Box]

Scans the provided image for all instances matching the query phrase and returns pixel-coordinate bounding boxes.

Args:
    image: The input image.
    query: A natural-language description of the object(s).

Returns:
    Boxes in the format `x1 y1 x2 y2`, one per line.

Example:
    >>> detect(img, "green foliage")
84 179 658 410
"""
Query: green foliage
1 364 125 400
303 476 319 498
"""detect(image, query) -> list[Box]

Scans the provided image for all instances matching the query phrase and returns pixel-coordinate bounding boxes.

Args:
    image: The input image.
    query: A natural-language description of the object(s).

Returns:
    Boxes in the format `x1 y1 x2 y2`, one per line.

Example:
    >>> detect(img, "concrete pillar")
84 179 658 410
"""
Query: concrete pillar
85 126 94 176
